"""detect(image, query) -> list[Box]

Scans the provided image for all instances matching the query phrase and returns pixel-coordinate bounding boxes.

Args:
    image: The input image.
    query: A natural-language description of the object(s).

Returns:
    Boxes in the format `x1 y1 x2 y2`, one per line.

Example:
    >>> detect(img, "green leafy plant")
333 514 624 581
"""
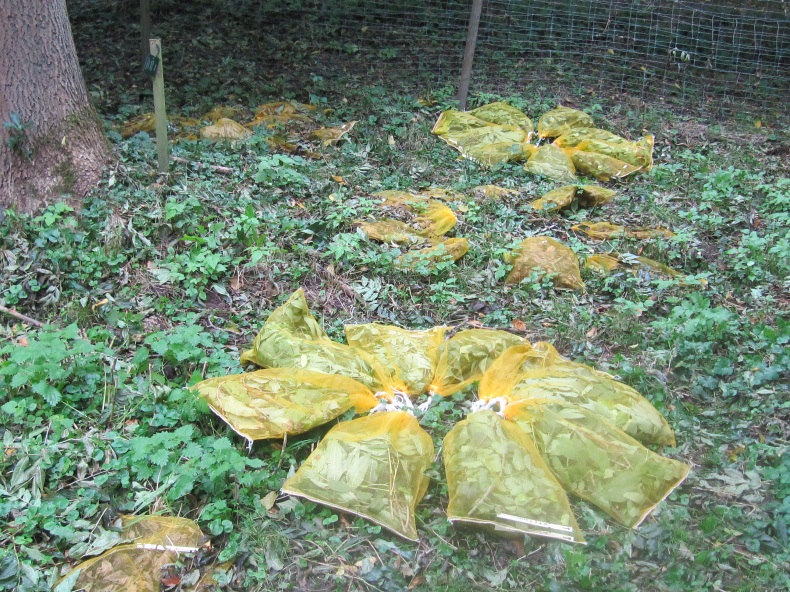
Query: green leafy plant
3 113 35 159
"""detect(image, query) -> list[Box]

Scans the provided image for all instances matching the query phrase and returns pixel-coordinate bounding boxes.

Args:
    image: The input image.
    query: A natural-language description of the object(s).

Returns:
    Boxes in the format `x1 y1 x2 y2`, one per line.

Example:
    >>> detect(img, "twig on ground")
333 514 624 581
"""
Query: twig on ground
171 156 234 174
0 305 44 328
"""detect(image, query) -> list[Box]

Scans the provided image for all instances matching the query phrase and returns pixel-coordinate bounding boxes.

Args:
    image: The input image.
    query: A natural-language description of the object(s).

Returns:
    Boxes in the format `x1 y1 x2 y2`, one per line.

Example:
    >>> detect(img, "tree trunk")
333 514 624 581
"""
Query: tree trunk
0 0 111 213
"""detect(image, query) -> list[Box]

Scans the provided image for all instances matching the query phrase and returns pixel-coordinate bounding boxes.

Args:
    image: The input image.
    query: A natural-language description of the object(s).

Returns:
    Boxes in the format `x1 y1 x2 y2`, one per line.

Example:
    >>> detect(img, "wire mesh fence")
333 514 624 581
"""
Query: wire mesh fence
68 0 790 115
252 0 790 113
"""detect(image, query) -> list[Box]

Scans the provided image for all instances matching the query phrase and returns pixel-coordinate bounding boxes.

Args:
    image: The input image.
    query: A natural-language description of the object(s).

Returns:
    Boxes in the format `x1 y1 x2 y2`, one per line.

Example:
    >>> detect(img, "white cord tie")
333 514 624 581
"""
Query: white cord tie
470 397 509 417
370 390 414 414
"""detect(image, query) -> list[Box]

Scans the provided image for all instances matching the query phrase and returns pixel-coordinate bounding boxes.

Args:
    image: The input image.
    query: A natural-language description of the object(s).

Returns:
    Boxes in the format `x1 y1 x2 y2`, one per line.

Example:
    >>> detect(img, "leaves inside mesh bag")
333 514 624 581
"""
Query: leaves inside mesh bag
524 144 577 182
240 289 393 391
430 329 524 397
55 516 204 592
282 411 434 541
505 236 584 290
443 410 585 543
537 106 595 138
479 343 676 446
507 399 690 527
345 324 448 395
193 368 378 441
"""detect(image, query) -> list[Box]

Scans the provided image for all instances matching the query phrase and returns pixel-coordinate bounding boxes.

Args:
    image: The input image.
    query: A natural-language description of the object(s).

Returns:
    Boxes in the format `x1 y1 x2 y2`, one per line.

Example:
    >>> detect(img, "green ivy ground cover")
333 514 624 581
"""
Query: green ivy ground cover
0 1 788 590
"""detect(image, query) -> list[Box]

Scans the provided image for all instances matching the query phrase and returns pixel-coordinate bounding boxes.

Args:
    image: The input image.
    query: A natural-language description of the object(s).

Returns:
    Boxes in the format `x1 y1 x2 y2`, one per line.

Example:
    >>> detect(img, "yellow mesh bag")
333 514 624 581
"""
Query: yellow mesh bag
193 368 378 442
240 289 392 391
479 343 676 446
530 185 616 213
585 253 701 285
530 185 577 212
432 110 533 166
282 410 434 541
309 121 357 146
525 145 577 182
620 253 683 279
55 516 204 591
537 106 595 139
584 253 621 274
505 236 583 290
245 101 315 128
429 329 524 397
200 118 253 140
395 238 469 271
472 185 520 200
570 150 641 182
373 192 458 238
468 101 534 134
553 127 626 148
506 399 690 528
420 187 468 202
201 105 245 122
358 219 427 245
345 324 448 396
443 410 585 543
573 222 674 240
577 185 617 207
575 135 654 169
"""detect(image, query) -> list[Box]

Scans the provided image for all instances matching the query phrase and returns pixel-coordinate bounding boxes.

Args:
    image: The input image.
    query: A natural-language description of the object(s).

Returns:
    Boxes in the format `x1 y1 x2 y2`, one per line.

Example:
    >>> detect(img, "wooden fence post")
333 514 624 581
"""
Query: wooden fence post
149 38 169 173
458 0 484 110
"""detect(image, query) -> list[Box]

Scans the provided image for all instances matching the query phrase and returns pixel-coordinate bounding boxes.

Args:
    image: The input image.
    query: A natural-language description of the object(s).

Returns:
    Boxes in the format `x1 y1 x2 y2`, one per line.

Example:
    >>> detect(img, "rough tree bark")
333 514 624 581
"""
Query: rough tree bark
0 0 111 213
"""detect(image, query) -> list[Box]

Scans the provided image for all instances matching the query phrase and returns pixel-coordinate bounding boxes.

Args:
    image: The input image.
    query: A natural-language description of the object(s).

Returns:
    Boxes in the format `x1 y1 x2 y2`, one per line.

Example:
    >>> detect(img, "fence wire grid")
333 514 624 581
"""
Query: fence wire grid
69 0 790 115
266 0 790 112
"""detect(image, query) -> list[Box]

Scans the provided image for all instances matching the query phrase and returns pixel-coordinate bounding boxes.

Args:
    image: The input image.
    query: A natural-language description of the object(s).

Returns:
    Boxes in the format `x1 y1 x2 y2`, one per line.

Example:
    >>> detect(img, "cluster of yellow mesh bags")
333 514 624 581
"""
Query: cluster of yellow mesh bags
357 190 470 271
432 103 654 182
190 289 688 541
120 100 355 146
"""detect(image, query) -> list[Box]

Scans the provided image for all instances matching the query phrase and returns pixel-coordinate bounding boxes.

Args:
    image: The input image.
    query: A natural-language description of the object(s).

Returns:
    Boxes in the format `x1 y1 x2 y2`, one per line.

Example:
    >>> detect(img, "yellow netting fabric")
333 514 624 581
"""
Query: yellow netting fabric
282 410 434 541
200 118 253 140
240 289 392 391
395 237 470 271
245 101 315 128
573 222 675 240
530 185 616 213
429 329 524 397
432 109 534 166
193 368 378 442
537 106 595 139
468 102 535 134
357 190 468 271
345 324 448 395
505 236 584 290
432 104 653 182
524 145 577 182
584 253 705 285
506 398 690 527
443 409 585 543
55 516 204 592
479 343 676 446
